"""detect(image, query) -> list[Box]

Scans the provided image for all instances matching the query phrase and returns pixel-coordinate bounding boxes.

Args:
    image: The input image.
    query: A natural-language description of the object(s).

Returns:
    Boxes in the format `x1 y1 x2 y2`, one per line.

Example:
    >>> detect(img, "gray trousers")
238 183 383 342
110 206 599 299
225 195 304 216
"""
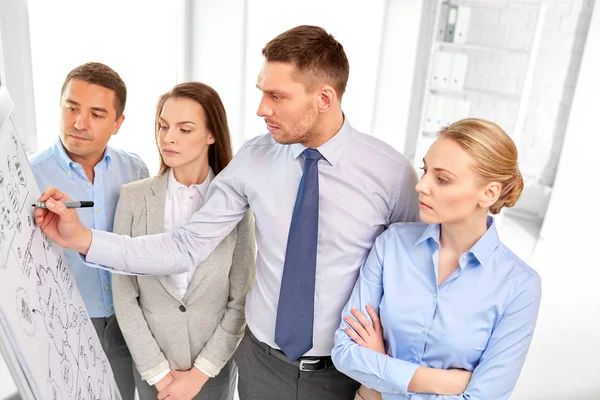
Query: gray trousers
91 315 135 400
235 328 360 400
133 359 237 400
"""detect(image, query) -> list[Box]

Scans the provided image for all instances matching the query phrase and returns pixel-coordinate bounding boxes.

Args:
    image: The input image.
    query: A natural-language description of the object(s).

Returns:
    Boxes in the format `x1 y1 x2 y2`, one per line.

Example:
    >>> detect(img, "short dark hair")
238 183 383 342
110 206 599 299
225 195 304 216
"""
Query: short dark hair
60 62 127 119
155 82 233 177
262 25 350 98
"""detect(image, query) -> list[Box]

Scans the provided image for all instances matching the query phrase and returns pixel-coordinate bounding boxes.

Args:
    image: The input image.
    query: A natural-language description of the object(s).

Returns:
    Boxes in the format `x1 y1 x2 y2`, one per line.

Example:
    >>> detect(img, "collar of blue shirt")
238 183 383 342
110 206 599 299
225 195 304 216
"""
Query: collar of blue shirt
290 115 351 166
415 216 500 267
52 136 112 175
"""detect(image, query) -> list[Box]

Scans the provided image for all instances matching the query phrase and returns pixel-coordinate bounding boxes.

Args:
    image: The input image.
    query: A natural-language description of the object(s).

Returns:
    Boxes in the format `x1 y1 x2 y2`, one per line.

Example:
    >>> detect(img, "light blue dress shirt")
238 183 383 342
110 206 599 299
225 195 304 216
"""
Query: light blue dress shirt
30 137 148 318
85 117 421 356
331 217 541 399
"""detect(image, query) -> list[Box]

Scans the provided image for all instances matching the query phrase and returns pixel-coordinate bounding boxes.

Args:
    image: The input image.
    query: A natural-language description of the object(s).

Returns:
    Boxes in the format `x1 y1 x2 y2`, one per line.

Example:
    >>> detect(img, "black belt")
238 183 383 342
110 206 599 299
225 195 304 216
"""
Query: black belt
246 328 333 371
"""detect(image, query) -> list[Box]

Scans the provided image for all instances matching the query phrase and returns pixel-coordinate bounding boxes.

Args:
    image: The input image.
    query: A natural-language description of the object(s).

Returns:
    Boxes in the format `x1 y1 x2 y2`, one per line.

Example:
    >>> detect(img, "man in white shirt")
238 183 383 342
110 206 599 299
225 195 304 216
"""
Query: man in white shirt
35 25 420 399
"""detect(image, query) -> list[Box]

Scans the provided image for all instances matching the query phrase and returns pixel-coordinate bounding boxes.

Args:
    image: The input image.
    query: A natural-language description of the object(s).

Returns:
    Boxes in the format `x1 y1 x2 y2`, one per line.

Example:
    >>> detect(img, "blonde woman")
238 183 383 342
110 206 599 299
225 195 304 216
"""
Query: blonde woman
112 82 255 400
332 118 541 400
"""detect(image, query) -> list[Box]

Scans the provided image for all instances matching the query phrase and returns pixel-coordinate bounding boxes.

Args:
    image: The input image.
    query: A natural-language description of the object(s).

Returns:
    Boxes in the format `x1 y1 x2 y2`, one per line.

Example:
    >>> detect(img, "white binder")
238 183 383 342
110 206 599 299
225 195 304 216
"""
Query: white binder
449 53 468 91
431 51 453 90
433 95 448 131
441 52 454 89
454 6 472 44
441 98 456 127
430 52 442 89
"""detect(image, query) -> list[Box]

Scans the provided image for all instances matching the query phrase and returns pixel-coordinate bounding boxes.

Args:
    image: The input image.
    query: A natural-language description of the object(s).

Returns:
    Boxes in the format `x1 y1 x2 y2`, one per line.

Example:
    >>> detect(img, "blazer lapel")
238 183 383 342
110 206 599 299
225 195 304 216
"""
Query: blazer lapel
183 252 211 302
145 173 181 301
145 173 167 235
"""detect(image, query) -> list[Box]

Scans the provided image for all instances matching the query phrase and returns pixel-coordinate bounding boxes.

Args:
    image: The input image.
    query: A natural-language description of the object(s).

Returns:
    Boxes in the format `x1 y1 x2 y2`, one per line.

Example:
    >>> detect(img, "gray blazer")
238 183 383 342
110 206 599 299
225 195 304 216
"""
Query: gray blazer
112 172 256 381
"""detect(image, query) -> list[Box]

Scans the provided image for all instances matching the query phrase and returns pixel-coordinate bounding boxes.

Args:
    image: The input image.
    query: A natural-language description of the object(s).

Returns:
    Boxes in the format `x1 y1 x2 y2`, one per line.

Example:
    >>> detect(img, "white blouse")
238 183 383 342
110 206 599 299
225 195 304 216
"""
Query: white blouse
164 167 213 300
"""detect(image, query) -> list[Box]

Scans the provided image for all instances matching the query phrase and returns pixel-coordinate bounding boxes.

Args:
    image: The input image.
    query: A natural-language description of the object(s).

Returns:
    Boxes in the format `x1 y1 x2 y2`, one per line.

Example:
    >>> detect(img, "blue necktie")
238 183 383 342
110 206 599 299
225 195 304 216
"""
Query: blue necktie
274 148 322 361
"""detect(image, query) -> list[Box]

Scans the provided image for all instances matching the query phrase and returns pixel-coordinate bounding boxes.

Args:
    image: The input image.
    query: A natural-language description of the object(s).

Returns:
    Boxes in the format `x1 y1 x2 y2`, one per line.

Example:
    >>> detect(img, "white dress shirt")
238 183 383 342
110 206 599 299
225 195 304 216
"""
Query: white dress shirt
147 168 213 385
87 117 420 357
164 168 212 300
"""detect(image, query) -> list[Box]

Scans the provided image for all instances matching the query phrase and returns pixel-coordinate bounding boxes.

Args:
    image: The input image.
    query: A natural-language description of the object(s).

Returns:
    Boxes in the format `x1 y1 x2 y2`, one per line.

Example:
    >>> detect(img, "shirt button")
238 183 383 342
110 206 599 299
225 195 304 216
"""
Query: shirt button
393 391 399 394
421 327 426 332
179 305 187 312
104 285 109 290
97 207 101 213
107 307 111 312
87 183 92 187
414 355 419 361
189 196 193 200
433 293 437 298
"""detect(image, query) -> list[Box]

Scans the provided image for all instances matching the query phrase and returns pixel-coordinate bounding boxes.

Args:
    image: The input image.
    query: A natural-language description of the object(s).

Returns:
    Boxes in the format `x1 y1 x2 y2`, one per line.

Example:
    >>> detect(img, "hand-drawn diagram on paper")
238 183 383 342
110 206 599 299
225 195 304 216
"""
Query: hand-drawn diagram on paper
0 87 121 400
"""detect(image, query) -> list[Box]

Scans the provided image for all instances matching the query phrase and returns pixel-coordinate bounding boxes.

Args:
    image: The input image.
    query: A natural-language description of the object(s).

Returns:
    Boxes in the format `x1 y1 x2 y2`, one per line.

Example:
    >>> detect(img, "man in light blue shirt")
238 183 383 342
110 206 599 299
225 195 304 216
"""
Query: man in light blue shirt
30 62 148 400
34 27 419 400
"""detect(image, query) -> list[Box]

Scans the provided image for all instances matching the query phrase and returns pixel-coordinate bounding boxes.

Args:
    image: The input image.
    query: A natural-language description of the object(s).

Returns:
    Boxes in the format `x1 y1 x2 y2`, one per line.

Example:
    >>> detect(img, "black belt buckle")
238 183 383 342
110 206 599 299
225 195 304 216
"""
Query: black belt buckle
299 358 322 371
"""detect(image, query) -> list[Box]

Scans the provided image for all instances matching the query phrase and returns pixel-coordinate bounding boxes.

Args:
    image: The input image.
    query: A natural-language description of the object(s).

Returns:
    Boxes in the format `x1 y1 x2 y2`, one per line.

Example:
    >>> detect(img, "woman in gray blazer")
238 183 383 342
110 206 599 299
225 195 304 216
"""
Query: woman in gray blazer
112 82 256 400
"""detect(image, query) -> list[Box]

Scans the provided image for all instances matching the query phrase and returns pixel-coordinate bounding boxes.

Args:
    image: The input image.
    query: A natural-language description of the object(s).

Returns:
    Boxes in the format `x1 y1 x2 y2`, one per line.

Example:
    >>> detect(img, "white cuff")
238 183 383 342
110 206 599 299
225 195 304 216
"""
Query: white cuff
86 229 122 269
194 360 217 378
146 368 170 385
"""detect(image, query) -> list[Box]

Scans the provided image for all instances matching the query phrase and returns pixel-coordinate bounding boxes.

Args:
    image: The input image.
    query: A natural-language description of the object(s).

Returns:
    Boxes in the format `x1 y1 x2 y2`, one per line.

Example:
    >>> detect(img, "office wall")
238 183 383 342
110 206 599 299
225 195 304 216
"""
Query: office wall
513 1 599 398
187 0 424 153
27 0 181 175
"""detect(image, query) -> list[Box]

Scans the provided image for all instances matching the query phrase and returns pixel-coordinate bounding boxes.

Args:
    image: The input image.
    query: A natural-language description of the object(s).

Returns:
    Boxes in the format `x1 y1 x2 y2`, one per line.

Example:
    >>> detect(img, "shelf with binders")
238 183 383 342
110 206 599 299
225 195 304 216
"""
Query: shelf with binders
435 1 535 55
412 0 542 167
410 0 550 238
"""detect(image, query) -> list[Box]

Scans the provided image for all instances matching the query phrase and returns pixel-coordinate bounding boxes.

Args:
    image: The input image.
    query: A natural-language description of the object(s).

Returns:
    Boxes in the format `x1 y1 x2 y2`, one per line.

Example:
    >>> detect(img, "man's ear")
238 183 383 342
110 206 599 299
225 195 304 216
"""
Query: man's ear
112 114 125 136
316 84 337 113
